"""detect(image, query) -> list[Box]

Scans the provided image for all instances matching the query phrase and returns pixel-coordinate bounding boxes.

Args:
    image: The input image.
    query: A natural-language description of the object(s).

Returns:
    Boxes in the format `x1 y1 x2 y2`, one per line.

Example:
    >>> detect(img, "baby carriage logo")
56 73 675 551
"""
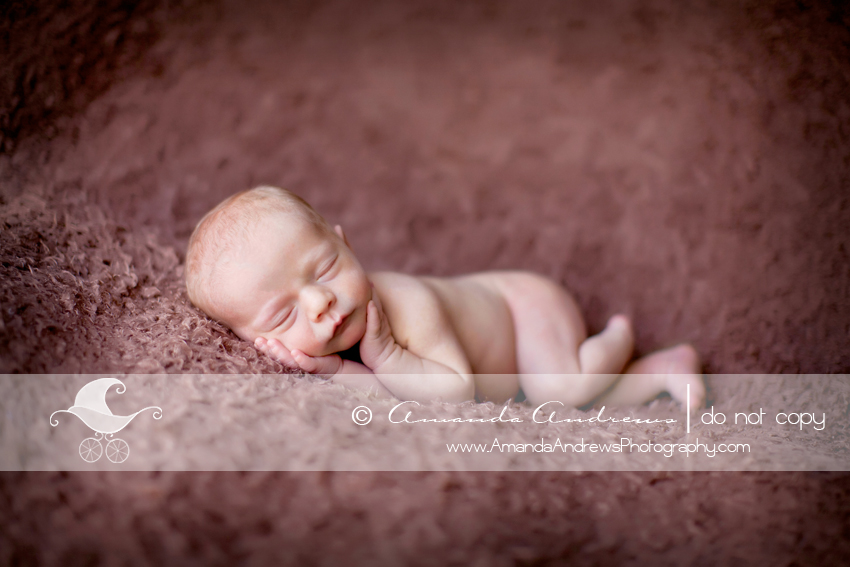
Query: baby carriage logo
49 378 162 464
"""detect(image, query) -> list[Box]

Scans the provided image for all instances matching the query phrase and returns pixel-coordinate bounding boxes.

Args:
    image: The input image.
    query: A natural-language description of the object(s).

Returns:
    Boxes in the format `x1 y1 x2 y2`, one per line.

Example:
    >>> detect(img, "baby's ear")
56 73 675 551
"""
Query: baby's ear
334 225 352 248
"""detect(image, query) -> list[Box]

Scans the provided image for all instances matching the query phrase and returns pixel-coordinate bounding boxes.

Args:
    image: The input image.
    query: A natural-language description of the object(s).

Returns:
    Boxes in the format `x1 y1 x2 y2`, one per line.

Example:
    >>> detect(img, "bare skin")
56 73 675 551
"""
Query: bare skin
210 206 705 409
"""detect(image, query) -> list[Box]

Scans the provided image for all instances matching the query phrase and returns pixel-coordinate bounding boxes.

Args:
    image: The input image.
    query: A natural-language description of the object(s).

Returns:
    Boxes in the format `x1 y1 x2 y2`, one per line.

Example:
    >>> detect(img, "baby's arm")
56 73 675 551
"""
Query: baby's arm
325 360 396 399
357 282 475 403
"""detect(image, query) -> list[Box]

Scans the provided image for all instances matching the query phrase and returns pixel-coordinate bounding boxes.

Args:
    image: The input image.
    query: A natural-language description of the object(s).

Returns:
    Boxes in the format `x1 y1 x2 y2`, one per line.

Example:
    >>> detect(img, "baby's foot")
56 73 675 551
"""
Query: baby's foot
663 345 705 410
626 344 705 409
666 375 705 411
606 314 635 344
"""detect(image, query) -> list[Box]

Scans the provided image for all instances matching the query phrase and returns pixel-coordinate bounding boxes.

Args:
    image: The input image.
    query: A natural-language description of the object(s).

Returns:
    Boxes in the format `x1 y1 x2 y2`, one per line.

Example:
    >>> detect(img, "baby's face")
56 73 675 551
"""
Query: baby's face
217 213 371 357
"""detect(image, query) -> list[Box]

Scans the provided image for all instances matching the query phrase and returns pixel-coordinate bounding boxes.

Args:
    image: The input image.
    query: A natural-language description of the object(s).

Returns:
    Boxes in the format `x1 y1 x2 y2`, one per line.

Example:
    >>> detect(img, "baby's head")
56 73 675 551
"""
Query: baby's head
186 186 372 357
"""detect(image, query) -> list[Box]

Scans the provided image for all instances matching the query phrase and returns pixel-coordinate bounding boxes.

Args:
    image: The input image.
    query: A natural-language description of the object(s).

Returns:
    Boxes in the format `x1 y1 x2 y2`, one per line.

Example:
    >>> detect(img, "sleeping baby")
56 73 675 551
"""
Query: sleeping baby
185 186 705 409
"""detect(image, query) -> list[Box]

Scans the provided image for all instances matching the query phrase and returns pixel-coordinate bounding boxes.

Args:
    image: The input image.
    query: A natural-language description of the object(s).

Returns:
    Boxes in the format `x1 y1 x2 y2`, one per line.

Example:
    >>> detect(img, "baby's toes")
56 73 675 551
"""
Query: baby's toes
607 314 633 336
666 374 706 410
605 314 634 349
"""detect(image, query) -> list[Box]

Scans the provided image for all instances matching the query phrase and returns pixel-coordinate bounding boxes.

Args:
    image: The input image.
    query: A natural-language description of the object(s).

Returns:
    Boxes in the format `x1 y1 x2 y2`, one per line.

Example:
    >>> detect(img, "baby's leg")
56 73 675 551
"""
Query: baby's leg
578 315 634 375
497 272 635 406
497 273 704 408
520 314 635 406
595 344 705 409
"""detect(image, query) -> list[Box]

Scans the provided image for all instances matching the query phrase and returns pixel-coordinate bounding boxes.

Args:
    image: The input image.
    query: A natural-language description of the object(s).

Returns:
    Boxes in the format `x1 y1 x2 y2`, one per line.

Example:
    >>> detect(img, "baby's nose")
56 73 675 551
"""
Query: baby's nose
303 285 335 321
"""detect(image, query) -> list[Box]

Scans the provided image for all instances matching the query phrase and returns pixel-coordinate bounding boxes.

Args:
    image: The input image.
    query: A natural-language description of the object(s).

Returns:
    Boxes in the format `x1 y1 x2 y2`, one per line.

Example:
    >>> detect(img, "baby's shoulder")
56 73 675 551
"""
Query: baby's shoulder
368 270 422 289
368 271 439 306
369 270 448 319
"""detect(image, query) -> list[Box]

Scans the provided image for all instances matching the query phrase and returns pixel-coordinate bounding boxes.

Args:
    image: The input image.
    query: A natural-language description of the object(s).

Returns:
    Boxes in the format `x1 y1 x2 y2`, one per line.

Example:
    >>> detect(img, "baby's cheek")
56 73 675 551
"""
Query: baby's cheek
345 268 370 298
277 328 308 355
289 329 328 357
349 312 369 345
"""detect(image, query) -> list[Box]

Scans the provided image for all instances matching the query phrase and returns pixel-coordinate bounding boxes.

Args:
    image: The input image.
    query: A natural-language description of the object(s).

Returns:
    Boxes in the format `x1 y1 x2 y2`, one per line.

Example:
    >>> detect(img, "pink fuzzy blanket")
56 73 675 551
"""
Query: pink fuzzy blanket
2 0 849 564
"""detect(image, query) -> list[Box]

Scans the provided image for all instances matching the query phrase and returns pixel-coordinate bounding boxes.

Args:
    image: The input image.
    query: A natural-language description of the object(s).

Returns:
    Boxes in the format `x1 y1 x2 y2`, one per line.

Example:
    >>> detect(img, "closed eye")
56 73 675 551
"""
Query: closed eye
274 307 295 329
317 256 337 280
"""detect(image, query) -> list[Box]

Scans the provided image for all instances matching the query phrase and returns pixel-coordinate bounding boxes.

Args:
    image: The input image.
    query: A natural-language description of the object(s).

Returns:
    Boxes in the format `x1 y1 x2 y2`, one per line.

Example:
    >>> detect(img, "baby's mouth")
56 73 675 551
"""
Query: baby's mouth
332 312 351 338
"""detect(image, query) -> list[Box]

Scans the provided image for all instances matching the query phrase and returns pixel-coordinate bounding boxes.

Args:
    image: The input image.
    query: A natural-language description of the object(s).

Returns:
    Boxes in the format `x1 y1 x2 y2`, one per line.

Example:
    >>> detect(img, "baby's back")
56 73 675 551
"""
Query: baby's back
420 273 518 375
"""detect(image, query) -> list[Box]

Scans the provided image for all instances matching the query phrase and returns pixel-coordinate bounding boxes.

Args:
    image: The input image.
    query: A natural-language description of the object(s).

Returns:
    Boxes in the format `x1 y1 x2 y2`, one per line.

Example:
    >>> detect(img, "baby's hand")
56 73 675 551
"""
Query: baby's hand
359 289 398 370
254 337 342 378
290 349 343 378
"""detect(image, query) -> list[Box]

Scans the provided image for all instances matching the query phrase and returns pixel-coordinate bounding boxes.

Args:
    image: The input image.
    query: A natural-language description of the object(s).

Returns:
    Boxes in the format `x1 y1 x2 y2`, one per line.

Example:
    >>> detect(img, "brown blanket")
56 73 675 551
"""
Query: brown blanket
2 0 849 564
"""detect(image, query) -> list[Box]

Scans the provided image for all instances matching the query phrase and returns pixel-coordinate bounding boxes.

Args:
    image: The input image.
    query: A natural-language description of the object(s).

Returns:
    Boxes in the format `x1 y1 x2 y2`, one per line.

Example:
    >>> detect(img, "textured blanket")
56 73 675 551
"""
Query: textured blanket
1 0 849 564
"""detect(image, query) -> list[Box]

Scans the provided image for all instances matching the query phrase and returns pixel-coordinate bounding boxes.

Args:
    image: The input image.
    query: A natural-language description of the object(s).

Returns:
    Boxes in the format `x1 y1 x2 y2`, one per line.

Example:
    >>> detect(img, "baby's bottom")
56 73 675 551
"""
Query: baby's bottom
492 272 705 409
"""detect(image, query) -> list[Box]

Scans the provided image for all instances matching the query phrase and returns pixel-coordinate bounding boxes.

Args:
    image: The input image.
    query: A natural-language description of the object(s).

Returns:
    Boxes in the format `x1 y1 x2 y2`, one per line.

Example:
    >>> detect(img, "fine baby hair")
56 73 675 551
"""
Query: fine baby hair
185 186 331 320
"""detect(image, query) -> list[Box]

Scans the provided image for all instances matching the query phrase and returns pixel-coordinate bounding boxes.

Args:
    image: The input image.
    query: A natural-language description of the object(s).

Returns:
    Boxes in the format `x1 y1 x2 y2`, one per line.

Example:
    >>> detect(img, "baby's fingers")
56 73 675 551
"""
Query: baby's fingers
365 300 383 337
291 350 342 377
255 337 297 367
370 285 384 314
360 299 395 370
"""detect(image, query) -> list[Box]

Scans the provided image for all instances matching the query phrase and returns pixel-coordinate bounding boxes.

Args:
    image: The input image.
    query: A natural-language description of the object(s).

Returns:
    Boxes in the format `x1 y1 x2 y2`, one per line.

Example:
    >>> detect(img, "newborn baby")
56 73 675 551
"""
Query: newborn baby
186 186 705 409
